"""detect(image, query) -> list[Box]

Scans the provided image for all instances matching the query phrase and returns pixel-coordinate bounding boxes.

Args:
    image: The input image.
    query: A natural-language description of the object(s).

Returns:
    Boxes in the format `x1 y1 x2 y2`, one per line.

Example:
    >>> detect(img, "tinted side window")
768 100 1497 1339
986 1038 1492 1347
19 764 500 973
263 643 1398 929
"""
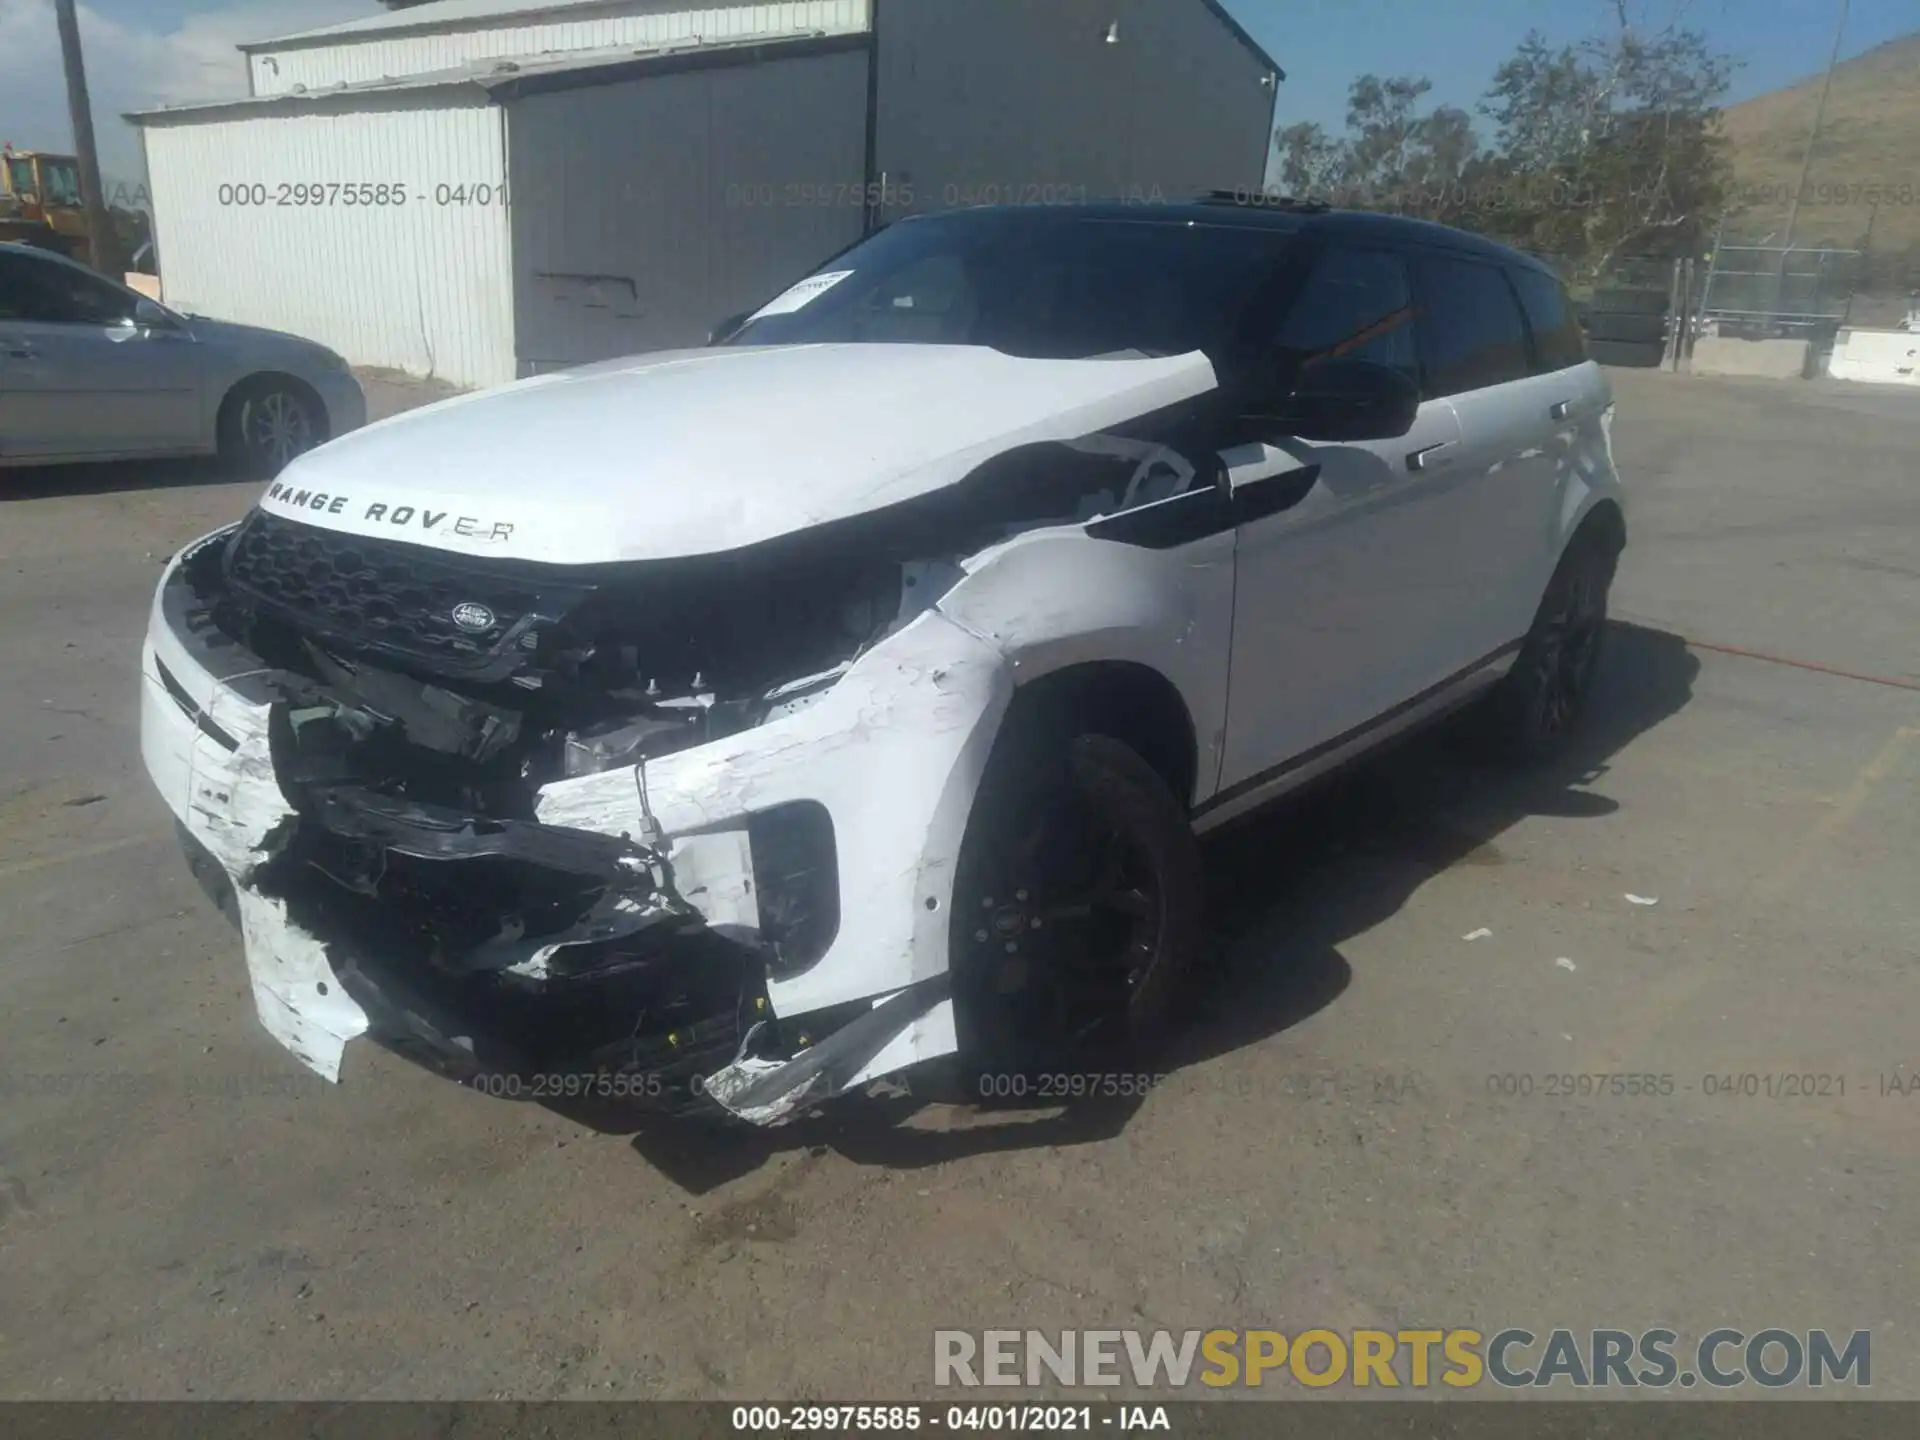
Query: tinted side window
1411 255 1531 397
1508 265 1587 371
1270 246 1418 386
0 251 41 321
0 250 134 325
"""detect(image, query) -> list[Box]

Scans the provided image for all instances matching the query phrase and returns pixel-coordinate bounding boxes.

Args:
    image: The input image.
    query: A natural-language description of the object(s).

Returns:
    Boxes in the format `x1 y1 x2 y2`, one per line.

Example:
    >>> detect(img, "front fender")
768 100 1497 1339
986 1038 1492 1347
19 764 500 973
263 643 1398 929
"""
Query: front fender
934 526 1237 806
534 609 1016 1018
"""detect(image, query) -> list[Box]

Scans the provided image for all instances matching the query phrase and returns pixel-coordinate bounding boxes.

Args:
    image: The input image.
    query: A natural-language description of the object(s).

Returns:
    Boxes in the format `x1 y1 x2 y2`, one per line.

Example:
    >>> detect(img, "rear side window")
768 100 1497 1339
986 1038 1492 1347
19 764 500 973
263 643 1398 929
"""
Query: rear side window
1508 266 1588 372
0 248 134 325
1269 246 1418 387
1411 254 1531 397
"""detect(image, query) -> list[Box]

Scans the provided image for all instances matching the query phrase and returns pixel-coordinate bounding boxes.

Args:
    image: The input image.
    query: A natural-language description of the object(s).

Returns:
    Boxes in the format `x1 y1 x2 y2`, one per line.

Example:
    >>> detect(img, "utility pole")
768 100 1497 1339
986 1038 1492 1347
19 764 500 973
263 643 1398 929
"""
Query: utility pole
54 0 119 277
1782 0 1849 251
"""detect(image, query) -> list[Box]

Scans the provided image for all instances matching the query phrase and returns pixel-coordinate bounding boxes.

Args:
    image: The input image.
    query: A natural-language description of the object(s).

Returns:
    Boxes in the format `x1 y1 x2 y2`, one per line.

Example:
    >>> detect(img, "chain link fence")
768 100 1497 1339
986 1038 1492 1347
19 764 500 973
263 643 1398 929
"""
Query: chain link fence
1694 244 1860 339
1692 228 1920 338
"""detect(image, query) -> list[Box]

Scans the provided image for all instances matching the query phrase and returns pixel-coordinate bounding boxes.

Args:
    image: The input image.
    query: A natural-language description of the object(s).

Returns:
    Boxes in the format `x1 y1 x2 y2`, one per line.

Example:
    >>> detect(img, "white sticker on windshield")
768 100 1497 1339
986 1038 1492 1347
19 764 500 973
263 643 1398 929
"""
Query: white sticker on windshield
749 270 854 320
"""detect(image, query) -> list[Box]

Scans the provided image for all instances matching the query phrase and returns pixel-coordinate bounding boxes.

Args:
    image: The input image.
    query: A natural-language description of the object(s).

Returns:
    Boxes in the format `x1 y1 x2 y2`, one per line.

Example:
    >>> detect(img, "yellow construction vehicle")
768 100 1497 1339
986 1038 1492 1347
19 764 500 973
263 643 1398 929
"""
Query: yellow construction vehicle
0 144 151 271
1 146 92 258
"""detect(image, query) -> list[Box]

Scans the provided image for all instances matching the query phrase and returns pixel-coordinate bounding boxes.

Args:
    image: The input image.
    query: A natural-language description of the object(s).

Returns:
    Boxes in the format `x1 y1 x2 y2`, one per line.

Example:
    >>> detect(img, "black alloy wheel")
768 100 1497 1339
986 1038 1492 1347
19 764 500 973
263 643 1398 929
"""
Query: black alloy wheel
952 731 1204 1085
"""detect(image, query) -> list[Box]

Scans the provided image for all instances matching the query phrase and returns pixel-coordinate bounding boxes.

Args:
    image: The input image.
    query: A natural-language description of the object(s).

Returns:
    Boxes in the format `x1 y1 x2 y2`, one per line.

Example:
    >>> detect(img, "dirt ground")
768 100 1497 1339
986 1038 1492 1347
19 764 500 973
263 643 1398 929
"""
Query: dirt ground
0 366 1915 1400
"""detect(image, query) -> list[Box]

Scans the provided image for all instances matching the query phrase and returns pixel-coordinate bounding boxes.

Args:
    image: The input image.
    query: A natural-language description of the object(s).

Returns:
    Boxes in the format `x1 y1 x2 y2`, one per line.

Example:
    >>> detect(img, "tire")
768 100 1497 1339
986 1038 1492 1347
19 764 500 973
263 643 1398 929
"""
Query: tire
1466 533 1617 765
949 725 1204 1091
1586 337 1666 368
1587 312 1667 344
219 377 326 478
1592 287 1670 316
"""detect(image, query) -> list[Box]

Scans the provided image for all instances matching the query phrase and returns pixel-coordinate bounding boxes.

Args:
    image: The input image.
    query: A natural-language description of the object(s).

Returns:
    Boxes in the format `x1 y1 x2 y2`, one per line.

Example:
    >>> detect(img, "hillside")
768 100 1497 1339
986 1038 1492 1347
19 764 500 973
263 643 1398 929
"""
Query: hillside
1718 31 1920 254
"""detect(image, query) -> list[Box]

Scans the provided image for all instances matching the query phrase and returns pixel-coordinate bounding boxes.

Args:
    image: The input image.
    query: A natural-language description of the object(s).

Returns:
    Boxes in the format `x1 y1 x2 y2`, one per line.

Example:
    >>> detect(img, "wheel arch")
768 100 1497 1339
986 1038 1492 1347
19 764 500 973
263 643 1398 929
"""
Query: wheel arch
933 528 1235 815
993 659 1203 813
217 370 334 446
1570 496 1627 561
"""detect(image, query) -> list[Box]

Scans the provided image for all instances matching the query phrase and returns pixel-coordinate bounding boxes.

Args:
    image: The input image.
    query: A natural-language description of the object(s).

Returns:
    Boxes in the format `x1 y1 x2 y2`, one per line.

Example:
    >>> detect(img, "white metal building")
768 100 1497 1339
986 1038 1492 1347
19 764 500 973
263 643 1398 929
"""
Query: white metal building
130 0 1285 390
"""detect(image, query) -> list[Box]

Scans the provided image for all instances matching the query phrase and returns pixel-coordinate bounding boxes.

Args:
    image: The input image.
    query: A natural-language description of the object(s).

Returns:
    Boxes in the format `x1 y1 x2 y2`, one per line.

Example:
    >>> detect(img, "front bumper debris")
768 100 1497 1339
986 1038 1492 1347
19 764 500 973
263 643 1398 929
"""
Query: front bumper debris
141 528 1010 1124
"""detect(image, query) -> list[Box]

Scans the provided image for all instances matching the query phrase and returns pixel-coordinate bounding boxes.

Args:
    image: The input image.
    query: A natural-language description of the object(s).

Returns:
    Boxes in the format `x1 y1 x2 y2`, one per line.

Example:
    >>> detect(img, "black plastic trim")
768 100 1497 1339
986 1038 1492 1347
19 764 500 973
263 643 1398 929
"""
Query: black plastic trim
154 657 241 752
1231 463 1323 523
1086 463 1322 549
1193 638 1525 819
303 785 653 880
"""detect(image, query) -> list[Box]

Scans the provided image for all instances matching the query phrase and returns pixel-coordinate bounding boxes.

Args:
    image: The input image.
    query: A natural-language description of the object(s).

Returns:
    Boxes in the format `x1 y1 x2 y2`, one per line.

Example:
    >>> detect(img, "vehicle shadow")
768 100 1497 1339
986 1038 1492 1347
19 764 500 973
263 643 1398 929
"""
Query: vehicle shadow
576 621 1699 1192
0 455 246 501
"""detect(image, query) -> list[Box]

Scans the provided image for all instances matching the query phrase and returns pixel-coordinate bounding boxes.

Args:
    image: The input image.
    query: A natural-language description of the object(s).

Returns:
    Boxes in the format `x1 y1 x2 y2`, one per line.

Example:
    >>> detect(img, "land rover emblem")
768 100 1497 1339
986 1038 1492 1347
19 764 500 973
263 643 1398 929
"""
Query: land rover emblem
451 602 496 633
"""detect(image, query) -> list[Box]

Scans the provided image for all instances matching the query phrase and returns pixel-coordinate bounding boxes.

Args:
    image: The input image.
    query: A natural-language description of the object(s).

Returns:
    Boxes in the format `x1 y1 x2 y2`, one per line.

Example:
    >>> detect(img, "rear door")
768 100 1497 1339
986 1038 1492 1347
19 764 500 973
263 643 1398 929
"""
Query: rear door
0 248 73 460
1507 263 1611 602
1408 251 1558 666
1216 242 1467 798
0 248 202 460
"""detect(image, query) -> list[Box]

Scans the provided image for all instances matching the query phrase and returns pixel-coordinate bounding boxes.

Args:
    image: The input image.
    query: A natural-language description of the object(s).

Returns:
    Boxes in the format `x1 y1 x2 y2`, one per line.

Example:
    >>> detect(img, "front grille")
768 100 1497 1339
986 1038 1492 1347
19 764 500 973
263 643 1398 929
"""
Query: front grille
223 511 577 674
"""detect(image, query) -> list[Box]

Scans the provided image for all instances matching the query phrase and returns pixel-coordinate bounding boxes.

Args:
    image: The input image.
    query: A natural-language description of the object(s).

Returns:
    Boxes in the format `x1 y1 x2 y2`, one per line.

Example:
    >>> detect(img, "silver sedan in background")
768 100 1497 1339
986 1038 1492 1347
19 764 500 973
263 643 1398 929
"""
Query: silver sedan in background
0 242 365 475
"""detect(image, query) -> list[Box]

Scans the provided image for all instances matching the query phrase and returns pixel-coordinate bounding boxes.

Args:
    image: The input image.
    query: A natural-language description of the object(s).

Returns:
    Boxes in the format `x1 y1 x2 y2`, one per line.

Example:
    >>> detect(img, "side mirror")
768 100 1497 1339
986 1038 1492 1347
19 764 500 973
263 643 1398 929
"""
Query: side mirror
708 311 750 346
1253 357 1420 443
134 297 177 332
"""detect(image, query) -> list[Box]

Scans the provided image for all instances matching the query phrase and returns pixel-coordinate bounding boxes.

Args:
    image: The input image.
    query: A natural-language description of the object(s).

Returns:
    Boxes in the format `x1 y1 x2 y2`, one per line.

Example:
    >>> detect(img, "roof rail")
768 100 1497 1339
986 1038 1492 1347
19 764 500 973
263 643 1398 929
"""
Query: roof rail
1193 189 1331 213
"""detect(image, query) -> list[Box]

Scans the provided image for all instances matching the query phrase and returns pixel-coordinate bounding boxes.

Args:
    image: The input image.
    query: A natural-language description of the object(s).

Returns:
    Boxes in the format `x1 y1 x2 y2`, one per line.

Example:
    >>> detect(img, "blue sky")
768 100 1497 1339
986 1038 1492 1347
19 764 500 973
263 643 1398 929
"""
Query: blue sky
1 0 1913 189
1235 0 1917 132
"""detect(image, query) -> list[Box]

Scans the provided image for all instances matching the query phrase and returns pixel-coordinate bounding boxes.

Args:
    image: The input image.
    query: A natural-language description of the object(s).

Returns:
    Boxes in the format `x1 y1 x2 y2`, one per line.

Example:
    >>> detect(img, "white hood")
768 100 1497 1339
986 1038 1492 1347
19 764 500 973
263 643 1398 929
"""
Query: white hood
256 344 1219 565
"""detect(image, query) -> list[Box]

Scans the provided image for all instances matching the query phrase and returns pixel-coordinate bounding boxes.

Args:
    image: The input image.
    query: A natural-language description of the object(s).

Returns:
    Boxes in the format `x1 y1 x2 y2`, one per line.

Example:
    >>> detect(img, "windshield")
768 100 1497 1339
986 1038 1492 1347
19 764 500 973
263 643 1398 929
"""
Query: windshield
40 159 82 208
727 211 1300 360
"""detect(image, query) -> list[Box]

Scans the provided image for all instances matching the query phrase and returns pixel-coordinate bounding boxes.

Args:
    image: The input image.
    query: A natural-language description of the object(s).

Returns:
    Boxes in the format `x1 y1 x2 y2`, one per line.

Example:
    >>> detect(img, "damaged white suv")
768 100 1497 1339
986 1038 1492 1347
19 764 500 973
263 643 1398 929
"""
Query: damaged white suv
140 200 1624 1126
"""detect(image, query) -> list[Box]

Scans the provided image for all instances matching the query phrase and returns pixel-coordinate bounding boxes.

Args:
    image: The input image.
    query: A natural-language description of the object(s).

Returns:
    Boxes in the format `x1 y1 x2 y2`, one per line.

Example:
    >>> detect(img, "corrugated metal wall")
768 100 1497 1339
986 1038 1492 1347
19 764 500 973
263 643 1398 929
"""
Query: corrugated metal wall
506 48 868 371
142 99 516 389
875 0 1272 214
250 1 870 96
1120 0 1277 194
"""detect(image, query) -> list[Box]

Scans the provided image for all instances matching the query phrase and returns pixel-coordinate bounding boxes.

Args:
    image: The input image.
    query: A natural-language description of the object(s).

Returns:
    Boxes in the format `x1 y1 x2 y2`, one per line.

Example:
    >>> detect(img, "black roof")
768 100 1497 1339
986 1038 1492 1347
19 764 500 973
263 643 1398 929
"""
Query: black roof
908 198 1556 275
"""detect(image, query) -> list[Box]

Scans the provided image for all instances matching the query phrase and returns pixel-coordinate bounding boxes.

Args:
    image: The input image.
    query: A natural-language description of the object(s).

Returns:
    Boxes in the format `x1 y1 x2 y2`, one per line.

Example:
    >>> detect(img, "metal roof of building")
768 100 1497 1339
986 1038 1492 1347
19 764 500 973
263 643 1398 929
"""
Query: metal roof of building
127 30 863 123
243 0 684 53
241 0 1283 79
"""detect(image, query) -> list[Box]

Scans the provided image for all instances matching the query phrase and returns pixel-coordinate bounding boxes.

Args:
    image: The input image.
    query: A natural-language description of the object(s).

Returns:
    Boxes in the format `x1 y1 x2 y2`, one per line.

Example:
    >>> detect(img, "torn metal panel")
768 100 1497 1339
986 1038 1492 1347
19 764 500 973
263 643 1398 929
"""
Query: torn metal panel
234 890 370 1082
662 829 757 940
702 978 951 1127
176 706 371 1083
535 610 1014 1019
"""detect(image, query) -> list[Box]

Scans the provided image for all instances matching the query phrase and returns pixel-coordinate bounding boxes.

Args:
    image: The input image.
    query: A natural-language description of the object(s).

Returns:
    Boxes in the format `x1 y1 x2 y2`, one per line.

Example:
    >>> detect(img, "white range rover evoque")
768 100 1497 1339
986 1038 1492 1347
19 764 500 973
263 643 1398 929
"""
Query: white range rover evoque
140 198 1624 1126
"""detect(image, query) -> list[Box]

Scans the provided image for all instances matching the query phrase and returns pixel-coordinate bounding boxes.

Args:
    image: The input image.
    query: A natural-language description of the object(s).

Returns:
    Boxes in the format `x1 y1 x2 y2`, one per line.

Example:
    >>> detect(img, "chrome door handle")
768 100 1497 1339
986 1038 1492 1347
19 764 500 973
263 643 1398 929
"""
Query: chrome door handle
2 345 36 359
1407 442 1456 473
1550 400 1573 421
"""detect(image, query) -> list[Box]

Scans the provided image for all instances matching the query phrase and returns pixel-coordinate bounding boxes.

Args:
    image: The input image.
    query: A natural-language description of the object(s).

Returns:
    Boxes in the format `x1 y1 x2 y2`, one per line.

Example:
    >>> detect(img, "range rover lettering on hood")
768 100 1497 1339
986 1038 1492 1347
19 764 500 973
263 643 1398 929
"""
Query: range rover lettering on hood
248 344 1221 565
262 482 517 544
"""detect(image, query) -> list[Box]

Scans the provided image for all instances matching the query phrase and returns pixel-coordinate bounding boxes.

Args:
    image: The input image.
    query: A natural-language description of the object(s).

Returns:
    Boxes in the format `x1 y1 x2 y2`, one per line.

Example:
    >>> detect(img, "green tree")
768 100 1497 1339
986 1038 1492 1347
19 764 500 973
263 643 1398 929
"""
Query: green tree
1481 4 1737 276
1269 3 1737 279
1274 76 1480 217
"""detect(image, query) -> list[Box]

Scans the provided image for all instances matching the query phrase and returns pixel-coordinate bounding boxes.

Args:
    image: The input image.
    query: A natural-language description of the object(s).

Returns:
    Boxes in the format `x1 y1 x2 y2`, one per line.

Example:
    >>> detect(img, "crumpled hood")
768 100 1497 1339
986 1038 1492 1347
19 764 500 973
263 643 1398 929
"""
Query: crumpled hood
256 343 1219 564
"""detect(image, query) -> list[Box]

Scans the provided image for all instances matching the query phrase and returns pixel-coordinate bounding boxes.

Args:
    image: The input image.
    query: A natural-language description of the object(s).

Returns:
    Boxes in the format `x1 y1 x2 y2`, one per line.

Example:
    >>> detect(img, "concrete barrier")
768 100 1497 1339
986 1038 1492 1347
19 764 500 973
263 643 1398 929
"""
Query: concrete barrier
1690 336 1813 380
1826 328 1920 388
